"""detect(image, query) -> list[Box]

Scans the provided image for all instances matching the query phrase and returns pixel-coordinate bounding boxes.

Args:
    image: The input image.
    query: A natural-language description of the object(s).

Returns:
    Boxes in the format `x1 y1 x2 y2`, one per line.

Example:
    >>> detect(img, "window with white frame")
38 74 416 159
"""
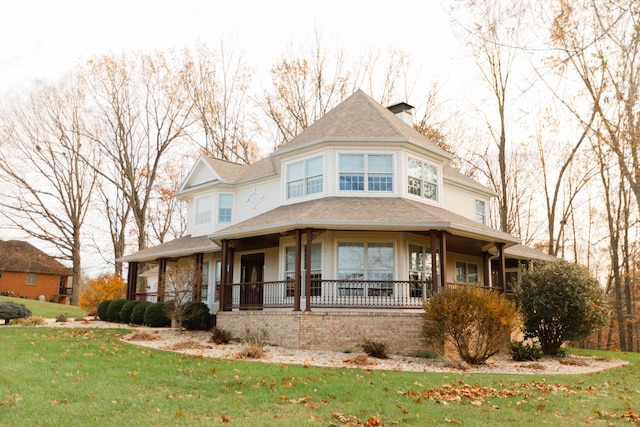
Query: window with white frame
407 157 439 201
201 261 210 302
455 261 479 283
194 195 213 226
409 244 438 297
285 243 322 297
337 242 394 296
475 199 486 224
218 194 233 223
339 154 393 192
286 156 323 199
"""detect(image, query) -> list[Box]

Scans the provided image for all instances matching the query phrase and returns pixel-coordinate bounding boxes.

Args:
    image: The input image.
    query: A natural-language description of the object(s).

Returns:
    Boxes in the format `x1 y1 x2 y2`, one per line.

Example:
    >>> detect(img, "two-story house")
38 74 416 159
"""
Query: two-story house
119 90 553 354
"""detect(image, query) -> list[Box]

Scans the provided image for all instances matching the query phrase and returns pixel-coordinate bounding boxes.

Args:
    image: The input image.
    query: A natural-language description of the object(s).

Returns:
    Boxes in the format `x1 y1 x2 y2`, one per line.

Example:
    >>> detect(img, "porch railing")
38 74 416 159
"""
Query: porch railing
220 279 436 311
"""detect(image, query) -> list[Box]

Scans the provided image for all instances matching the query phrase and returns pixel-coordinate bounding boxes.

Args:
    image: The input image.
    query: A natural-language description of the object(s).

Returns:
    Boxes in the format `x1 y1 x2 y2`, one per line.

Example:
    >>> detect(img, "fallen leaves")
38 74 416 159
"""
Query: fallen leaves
332 413 385 426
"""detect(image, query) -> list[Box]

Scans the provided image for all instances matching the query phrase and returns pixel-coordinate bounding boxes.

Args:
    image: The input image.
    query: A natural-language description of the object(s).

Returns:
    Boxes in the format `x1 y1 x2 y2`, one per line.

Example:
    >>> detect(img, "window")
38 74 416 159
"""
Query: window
409 244 437 297
26 273 37 285
285 243 322 297
337 242 394 296
194 195 213 226
218 194 233 223
201 261 210 302
407 158 439 201
339 154 393 192
286 156 323 199
455 262 479 283
475 199 486 224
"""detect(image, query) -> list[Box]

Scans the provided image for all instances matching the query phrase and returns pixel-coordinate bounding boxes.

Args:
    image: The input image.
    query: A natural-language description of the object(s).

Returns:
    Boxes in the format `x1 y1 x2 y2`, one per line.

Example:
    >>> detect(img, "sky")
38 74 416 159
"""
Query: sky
0 0 467 99
0 0 472 276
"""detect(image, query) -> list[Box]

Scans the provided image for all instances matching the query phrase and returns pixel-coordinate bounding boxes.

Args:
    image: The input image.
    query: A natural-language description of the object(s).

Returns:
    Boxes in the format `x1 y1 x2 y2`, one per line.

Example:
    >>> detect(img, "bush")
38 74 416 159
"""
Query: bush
143 302 171 327
510 341 543 361
97 300 111 321
55 314 68 323
12 316 45 326
80 273 126 316
516 260 608 356
106 299 127 323
181 301 211 331
360 339 388 359
423 286 520 365
211 327 232 344
0 301 33 324
131 301 152 325
119 300 141 324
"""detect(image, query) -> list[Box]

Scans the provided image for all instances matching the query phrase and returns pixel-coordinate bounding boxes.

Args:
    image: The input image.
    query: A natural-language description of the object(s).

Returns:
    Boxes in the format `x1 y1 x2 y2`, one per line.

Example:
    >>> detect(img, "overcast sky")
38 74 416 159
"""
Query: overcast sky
0 0 467 99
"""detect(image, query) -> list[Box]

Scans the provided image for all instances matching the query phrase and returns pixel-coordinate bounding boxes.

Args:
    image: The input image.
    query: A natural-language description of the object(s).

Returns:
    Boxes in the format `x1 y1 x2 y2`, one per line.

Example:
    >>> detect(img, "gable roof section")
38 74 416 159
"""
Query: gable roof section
117 235 220 263
0 240 71 275
180 155 248 193
211 197 519 245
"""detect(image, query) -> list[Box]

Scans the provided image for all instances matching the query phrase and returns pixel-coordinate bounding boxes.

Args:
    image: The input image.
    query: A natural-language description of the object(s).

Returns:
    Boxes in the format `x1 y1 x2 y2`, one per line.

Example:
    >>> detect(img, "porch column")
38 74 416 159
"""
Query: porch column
439 231 448 288
430 231 438 294
305 228 313 311
126 262 138 300
157 258 167 302
483 252 491 288
496 243 506 293
193 253 204 301
293 229 302 312
220 240 228 310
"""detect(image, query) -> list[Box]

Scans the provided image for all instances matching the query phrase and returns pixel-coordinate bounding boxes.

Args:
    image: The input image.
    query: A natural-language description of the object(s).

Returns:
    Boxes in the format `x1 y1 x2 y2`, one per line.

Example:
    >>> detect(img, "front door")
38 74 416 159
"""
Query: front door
240 253 264 310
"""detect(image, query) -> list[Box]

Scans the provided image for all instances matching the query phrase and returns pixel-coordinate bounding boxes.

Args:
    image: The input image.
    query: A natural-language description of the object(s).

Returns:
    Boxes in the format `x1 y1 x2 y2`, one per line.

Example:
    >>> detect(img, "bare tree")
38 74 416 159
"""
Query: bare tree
451 0 528 233
83 51 196 251
181 42 260 164
0 74 96 304
261 31 418 149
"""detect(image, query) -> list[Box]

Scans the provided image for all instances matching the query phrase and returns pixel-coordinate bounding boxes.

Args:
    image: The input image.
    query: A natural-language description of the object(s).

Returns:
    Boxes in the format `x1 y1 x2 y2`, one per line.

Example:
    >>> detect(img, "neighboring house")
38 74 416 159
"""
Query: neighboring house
119 90 554 354
0 240 73 303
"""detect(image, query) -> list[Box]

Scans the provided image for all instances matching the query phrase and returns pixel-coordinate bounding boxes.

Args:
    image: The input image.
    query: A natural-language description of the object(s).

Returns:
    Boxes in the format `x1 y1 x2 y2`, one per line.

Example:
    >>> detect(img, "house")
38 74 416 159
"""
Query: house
0 240 73 303
119 90 553 354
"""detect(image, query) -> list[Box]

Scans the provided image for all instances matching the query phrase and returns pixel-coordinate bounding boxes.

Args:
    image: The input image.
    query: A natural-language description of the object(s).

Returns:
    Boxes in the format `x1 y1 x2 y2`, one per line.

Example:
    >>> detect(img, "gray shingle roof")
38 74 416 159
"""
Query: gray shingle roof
117 235 219 263
211 197 519 244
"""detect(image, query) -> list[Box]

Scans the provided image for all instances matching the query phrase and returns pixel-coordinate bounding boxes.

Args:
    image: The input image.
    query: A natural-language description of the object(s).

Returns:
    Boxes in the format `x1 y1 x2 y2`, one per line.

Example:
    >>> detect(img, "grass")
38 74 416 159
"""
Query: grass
1 327 639 426
0 296 86 319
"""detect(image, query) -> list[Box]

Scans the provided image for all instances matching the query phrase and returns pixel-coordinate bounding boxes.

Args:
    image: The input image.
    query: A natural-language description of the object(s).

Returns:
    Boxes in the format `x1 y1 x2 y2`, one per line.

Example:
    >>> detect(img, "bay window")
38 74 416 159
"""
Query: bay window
286 156 323 199
408 158 439 201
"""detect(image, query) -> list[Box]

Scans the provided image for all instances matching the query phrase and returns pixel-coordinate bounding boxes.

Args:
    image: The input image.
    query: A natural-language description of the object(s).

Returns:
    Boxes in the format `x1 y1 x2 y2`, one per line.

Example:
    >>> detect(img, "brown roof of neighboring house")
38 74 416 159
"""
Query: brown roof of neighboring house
0 240 71 275
211 197 520 245
118 235 220 263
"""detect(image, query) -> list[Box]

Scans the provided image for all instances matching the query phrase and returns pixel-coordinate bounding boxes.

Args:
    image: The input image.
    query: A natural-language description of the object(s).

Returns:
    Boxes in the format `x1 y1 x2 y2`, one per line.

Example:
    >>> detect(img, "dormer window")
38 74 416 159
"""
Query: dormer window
286 156 323 199
408 158 439 202
339 154 393 192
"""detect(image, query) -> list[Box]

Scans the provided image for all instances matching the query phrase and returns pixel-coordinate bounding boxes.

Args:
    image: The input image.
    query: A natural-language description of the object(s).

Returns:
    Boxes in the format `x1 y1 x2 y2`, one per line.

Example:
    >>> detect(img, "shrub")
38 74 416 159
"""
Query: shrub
0 301 33 324
12 316 45 326
360 339 388 359
211 327 232 344
516 260 608 356
96 300 111 321
181 301 211 331
80 273 126 316
237 329 268 358
143 302 171 327
119 300 140 324
510 341 543 361
131 301 152 325
423 286 520 365
106 299 127 323
55 314 68 323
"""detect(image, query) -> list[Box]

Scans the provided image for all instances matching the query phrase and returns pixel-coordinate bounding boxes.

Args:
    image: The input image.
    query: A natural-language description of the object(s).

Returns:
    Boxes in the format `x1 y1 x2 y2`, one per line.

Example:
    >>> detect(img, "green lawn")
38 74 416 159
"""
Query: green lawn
0 295 86 319
0 327 639 426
